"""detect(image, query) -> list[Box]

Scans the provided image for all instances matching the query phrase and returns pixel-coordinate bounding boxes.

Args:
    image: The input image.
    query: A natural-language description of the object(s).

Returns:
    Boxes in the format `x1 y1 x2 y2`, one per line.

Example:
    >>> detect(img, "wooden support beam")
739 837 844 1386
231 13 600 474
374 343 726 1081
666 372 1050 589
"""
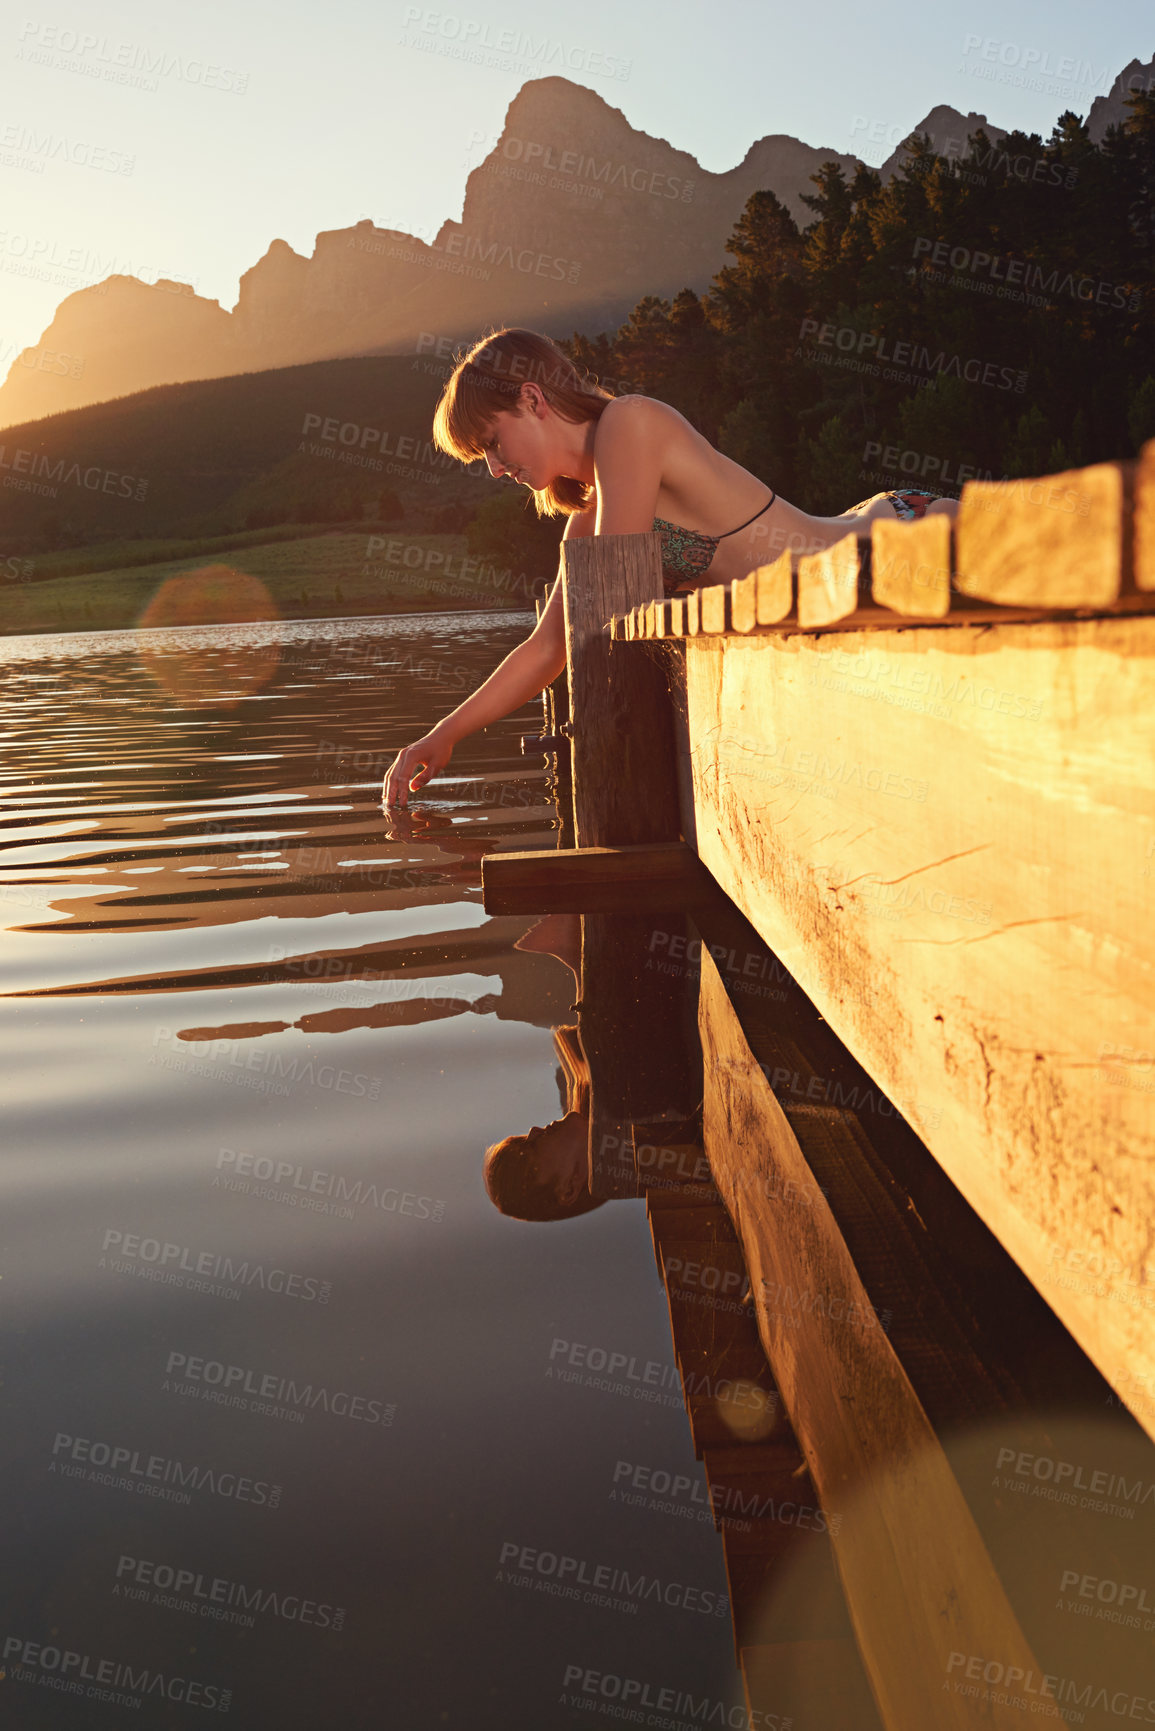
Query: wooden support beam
797 533 867 628
1137 439 1155 592
696 948 1048 1731
871 516 952 618
480 841 709 914
560 531 679 848
678 619 1155 1433
955 461 1129 606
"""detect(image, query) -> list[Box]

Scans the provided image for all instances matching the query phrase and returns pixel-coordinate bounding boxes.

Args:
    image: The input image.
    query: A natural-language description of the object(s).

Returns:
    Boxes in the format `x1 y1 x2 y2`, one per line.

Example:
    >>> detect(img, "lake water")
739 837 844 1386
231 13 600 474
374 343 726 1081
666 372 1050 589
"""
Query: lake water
0 612 744 1730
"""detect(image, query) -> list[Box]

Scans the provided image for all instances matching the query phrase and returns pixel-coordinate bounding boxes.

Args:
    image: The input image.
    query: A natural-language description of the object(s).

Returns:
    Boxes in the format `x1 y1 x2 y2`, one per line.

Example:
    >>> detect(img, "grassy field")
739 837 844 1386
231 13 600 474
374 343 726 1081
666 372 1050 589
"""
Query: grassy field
0 530 538 636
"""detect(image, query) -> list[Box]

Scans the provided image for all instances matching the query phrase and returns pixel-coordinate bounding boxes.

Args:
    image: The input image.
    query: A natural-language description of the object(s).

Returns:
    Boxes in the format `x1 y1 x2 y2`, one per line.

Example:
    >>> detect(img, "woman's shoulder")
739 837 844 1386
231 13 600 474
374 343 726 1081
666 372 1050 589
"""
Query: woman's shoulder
594 392 684 457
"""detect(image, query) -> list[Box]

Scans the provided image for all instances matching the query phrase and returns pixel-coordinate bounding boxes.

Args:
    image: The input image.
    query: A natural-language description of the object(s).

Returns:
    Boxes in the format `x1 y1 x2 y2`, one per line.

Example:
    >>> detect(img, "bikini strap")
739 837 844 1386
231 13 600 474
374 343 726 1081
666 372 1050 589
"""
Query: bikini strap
717 491 776 540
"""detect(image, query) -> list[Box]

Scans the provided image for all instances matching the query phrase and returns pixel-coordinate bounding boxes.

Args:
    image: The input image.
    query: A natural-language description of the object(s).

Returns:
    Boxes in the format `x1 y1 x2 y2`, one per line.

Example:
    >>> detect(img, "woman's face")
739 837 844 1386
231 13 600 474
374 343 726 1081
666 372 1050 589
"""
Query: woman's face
479 391 550 489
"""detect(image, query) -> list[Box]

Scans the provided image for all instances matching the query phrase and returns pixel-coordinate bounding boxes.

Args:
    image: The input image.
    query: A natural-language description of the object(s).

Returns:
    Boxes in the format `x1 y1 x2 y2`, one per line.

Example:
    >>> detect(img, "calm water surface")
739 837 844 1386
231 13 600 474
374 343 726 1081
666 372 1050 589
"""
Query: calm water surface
0 613 741 1729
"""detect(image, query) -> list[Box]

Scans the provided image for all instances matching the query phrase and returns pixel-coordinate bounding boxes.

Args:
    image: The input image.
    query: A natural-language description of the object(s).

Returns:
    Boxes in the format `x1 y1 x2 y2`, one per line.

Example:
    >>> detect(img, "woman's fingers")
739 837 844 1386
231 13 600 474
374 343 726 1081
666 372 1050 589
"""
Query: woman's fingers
383 739 445 806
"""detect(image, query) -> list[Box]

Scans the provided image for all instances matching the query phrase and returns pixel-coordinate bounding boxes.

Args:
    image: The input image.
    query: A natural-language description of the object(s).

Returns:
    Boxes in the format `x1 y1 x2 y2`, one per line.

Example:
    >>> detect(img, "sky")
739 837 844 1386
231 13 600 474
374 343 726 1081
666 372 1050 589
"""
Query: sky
0 0 1150 362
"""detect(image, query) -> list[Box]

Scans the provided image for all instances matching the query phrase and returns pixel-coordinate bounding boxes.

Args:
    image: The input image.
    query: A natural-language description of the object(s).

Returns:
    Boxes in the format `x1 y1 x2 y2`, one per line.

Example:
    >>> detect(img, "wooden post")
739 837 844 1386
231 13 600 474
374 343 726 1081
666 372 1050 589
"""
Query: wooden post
560 531 680 848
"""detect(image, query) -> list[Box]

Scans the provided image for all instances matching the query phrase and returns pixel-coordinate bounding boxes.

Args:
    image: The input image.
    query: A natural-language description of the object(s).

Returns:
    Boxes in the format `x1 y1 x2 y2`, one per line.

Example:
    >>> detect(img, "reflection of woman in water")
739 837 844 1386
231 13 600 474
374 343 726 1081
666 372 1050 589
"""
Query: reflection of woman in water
383 326 958 806
483 914 606 1222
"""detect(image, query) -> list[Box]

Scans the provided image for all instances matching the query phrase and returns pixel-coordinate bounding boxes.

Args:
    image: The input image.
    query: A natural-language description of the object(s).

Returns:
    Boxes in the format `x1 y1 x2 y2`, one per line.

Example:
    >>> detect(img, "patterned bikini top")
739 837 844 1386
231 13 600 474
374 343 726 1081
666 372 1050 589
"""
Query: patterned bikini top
652 493 775 596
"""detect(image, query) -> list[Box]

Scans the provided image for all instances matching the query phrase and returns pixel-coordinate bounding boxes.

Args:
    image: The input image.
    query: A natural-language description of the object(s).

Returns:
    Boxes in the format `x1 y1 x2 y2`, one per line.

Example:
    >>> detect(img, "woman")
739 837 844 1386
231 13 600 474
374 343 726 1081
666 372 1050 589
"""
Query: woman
382 327 957 807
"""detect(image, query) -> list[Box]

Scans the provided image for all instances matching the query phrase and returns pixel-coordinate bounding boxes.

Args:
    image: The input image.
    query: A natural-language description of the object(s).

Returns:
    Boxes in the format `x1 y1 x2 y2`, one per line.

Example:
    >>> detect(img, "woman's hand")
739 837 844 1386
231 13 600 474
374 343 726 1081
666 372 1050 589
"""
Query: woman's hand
382 726 453 808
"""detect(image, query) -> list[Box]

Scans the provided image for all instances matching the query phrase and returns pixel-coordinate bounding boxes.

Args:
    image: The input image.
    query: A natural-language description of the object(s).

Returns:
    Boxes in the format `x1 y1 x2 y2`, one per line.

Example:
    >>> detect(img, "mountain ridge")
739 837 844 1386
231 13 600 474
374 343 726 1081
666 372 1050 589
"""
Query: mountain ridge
2 58 1150 430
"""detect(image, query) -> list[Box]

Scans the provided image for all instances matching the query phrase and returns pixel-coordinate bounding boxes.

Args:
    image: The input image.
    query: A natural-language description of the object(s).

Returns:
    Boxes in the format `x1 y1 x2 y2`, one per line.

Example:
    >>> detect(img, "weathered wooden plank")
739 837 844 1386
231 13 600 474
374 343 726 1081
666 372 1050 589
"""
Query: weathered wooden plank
680 619 1155 1433
668 596 686 636
560 531 679 848
700 582 729 635
697 947 1047 1731
481 842 709 914
955 462 1127 606
797 533 864 628
871 516 952 618
1137 439 1155 592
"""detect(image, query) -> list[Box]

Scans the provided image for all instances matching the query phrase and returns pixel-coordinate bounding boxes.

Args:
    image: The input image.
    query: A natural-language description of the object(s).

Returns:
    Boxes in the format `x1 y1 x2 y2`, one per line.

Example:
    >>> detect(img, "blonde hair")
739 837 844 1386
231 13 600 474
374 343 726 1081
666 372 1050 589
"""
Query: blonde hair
432 328 612 516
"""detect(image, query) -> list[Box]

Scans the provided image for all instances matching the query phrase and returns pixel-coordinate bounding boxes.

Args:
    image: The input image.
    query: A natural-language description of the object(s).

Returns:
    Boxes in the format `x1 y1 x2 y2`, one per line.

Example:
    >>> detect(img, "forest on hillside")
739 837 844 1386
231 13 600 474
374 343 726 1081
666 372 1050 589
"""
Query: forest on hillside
558 92 1155 520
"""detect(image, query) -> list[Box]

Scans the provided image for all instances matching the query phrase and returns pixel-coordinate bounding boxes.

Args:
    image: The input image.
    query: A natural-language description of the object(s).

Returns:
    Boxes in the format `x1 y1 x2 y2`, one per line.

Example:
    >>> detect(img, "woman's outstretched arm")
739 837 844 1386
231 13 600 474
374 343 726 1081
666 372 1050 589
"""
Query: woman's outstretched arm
381 563 569 807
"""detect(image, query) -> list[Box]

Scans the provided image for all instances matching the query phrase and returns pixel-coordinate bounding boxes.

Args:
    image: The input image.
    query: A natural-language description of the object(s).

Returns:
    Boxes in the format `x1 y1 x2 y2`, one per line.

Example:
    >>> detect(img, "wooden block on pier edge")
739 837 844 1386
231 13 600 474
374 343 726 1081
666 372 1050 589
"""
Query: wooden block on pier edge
699 582 729 634
731 552 794 632
797 533 864 628
685 589 701 635
955 461 1127 607
481 842 707 914
1137 440 1155 591
668 596 686 635
742 1640 883 1731
871 516 952 617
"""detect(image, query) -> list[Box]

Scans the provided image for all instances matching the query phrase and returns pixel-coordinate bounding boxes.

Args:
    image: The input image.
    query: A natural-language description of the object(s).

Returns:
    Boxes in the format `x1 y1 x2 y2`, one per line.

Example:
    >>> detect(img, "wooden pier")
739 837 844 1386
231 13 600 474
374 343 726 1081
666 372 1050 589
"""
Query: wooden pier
481 442 1155 1728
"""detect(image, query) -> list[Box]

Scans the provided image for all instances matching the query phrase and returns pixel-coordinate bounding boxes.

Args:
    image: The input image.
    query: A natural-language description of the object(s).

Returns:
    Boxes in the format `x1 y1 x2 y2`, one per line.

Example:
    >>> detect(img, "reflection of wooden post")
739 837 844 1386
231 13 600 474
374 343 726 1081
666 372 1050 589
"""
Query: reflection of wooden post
582 911 702 1198
560 531 679 847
